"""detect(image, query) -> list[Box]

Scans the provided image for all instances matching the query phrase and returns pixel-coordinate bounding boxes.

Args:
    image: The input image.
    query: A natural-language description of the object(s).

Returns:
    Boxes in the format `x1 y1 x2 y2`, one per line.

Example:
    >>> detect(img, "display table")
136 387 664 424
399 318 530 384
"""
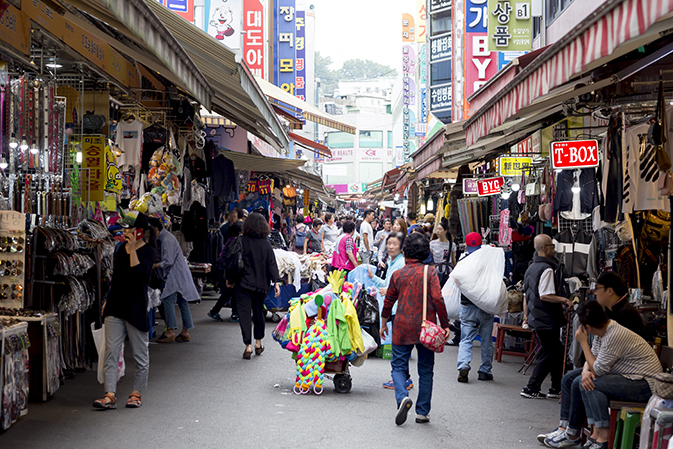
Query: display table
494 324 534 363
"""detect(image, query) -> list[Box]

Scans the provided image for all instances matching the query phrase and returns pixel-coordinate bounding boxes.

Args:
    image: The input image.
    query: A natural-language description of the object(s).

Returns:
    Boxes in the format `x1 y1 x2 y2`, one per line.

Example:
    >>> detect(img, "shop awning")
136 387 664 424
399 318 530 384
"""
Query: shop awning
71 0 213 110
288 132 332 158
411 128 446 170
464 0 673 146
220 151 305 172
254 76 357 134
285 168 329 196
143 0 289 154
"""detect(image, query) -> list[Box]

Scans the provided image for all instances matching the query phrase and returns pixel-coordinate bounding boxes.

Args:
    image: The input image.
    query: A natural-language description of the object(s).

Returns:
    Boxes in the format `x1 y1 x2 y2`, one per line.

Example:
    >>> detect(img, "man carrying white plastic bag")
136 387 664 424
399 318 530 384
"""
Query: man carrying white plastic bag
449 233 507 383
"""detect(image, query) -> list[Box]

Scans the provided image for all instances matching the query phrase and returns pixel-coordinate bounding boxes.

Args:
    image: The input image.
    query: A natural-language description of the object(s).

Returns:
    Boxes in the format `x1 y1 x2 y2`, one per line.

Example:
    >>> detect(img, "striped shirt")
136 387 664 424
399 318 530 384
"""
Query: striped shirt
591 320 662 391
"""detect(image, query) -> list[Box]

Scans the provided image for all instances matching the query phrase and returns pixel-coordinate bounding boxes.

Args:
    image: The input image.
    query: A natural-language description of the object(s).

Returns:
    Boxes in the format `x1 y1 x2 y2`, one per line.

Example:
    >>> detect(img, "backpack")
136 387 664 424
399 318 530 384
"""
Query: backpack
225 236 245 283
294 225 306 248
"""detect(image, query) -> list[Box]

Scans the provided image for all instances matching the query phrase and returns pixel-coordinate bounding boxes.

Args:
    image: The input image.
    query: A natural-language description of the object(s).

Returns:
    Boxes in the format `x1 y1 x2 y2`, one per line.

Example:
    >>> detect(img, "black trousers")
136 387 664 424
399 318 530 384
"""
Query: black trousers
235 287 266 345
211 272 237 316
527 328 564 392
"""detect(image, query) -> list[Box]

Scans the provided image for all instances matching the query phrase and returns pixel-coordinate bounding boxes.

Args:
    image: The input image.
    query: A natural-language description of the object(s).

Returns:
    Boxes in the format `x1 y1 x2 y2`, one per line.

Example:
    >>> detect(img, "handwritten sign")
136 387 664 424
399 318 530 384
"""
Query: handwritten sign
0 211 25 231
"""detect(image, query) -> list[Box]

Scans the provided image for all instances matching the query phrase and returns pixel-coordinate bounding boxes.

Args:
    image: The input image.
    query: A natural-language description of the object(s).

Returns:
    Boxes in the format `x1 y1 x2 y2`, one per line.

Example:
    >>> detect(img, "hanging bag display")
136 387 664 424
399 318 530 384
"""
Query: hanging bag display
419 265 447 353
650 78 672 172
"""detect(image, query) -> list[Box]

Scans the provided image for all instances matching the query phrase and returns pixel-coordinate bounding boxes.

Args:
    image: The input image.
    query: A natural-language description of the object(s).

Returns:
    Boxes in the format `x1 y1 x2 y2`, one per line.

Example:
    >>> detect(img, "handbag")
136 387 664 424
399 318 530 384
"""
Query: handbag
654 373 673 400
650 79 672 171
419 265 447 353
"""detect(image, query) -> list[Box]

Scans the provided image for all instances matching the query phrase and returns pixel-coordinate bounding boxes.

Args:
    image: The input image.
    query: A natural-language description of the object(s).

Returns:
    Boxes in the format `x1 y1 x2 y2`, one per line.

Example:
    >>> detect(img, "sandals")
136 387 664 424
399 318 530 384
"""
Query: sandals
243 348 252 359
126 393 142 408
93 392 117 410
175 334 190 342
156 333 175 343
255 345 265 355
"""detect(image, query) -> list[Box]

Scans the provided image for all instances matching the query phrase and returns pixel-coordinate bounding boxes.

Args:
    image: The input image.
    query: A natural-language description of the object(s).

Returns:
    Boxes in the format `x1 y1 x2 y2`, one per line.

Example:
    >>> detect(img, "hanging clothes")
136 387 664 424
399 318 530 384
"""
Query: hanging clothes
141 124 167 173
554 169 598 218
603 114 624 223
116 119 144 168
553 228 592 280
211 154 236 199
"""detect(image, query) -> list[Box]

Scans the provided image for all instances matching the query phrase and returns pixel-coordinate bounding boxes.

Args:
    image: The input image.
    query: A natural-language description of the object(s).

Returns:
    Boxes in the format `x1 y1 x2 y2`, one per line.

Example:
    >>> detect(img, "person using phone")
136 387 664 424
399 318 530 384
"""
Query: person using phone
94 211 157 410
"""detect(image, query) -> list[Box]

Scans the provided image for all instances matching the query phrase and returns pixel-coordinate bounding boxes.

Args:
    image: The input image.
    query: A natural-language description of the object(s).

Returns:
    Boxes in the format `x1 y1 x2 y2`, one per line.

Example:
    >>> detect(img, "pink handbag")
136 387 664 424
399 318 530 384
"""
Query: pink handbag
419 265 447 353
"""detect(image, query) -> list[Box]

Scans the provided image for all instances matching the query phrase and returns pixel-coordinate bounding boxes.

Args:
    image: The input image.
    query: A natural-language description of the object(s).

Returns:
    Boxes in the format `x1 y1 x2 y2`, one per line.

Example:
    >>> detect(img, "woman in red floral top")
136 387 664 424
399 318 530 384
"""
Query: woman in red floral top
380 232 450 426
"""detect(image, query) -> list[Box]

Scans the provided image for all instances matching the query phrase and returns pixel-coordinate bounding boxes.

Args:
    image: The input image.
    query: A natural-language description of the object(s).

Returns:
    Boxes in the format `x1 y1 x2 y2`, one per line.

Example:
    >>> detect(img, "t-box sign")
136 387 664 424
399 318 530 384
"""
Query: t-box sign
551 140 599 170
477 177 504 196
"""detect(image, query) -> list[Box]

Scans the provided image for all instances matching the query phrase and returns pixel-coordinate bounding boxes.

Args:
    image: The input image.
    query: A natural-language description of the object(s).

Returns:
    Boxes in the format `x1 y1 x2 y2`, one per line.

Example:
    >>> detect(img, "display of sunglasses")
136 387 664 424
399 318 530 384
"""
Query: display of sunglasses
11 292 22 300
0 236 24 245
3 260 23 268
0 245 23 253
12 284 22 291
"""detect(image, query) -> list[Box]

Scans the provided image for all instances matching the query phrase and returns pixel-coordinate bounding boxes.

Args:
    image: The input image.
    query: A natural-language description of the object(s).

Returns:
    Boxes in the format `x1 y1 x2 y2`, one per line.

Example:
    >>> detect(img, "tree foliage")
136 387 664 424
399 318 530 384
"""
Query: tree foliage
315 51 397 96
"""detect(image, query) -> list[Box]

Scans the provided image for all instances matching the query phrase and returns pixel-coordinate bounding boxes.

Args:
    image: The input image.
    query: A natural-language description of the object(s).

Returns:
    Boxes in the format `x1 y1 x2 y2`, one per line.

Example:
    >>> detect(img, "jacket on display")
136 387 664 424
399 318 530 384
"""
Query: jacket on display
553 229 592 280
553 169 599 216
211 154 236 199
523 255 566 331
603 114 624 223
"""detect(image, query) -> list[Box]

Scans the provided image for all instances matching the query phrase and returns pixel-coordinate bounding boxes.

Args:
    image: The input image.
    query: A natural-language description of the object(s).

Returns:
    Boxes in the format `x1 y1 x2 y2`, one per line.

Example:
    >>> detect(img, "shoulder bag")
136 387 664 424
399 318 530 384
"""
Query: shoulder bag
419 265 447 353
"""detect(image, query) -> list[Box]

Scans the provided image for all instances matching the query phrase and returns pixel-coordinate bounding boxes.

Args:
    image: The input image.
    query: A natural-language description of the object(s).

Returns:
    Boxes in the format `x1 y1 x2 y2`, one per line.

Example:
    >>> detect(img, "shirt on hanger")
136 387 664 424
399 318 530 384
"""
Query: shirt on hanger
116 119 143 168
624 122 670 212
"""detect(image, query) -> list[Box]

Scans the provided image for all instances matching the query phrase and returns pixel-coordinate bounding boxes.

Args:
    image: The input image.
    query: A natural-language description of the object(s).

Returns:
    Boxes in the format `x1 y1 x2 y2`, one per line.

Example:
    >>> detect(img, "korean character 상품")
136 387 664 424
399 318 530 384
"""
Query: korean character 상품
493 26 511 46
492 1 512 24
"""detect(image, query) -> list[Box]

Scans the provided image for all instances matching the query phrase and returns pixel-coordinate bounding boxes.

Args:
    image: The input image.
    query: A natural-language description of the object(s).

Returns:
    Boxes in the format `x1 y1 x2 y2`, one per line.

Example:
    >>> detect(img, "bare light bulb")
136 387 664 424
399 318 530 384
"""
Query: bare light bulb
427 198 434 211
30 140 38 154
76 151 82 164
19 138 28 151
501 192 511 200
571 186 581 194
9 134 17 149
0 159 8 170
511 183 520 192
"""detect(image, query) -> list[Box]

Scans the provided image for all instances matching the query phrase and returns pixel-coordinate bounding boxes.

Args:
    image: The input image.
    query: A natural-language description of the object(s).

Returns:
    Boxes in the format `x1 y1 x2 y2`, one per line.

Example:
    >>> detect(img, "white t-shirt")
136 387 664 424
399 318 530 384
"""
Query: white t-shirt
320 223 339 250
429 240 456 265
360 221 373 251
539 268 556 297
116 119 144 169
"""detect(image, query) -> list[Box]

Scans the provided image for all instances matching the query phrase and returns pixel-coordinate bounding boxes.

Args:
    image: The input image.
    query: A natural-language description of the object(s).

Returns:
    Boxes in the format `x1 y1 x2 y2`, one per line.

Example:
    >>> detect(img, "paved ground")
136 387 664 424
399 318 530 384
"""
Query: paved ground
3 294 559 449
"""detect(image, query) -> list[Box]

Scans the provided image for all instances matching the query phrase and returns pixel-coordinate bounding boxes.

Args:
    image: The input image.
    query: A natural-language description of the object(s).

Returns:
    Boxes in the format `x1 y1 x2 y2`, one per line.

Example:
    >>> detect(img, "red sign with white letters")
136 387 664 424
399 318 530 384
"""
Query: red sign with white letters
551 140 599 170
477 177 504 196
243 0 265 78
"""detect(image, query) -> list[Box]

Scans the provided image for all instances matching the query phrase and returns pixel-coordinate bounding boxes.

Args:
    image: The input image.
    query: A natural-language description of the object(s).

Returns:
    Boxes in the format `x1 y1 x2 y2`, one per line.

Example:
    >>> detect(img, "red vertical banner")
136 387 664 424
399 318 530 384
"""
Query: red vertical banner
244 0 265 78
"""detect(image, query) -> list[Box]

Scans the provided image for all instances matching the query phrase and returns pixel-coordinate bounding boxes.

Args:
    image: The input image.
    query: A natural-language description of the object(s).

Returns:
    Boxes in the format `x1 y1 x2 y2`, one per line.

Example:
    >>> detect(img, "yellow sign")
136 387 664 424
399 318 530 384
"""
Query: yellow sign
22 0 138 88
0 4 30 56
499 156 533 177
82 135 106 202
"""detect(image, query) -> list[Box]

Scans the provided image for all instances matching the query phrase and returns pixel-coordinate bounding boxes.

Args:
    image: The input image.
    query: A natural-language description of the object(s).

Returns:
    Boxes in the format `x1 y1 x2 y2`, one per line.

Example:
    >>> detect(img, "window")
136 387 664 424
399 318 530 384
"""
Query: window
431 60 451 85
431 10 451 36
547 0 575 24
324 163 354 185
359 130 384 148
533 16 541 40
326 131 354 149
387 131 393 149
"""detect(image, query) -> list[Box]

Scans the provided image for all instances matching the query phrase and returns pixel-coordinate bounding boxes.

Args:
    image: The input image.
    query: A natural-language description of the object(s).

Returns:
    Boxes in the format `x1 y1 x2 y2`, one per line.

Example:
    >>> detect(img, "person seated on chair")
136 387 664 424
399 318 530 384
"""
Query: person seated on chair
539 300 661 449
594 272 648 341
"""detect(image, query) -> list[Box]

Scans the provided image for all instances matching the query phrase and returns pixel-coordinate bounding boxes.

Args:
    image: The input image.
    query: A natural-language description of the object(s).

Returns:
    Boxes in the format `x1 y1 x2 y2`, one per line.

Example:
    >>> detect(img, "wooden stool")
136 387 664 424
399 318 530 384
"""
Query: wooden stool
494 324 534 363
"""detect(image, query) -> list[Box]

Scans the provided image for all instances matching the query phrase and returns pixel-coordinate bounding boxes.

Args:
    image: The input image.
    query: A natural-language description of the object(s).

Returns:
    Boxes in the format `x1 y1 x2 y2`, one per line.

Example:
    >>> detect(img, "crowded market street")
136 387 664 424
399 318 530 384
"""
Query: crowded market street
3 295 556 449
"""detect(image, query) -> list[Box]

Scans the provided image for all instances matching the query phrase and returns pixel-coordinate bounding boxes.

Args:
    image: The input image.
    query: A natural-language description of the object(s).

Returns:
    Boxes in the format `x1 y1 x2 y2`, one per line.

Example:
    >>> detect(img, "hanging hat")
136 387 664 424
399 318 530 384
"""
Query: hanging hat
119 210 149 229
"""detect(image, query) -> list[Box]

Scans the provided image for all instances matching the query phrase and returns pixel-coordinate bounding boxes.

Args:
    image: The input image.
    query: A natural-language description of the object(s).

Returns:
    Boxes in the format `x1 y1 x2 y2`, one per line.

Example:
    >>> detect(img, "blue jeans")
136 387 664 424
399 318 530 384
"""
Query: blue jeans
163 292 194 330
560 368 652 430
457 303 494 374
391 344 435 416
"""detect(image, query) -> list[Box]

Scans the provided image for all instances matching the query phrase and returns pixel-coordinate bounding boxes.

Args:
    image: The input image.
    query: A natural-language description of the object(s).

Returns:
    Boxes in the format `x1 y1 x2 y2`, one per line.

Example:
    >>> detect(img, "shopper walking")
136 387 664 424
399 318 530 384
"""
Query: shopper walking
429 218 456 287
219 209 239 239
304 218 323 254
521 234 573 399
359 209 375 265
94 211 157 410
456 232 498 383
150 218 200 343
226 212 281 360
320 213 339 254
380 233 450 426
374 218 392 263
331 220 358 275
292 214 307 255
208 223 242 322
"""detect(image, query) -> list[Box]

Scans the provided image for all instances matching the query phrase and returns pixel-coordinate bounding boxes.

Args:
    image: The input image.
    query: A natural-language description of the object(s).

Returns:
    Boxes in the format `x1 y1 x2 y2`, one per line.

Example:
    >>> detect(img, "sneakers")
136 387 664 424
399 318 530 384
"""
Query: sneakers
229 314 239 322
415 414 430 424
395 397 413 426
477 371 493 381
581 438 596 448
207 311 224 322
383 378 414 390
457 369 469 383
521 386 546 399
544 431 581 448
586 442 607 449
547 388 561 399
538 428 565 444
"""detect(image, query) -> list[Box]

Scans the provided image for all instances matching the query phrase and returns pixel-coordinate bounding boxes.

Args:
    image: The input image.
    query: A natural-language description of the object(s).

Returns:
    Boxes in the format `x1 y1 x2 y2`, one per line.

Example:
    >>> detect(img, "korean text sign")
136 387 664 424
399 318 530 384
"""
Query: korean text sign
499 156 532 176
551 140 599 170
466 0 498 100
275 0 296 94
83 135 106 202
487 0 532 51
477 176 504 196
295 9 306 102
243 0 265 78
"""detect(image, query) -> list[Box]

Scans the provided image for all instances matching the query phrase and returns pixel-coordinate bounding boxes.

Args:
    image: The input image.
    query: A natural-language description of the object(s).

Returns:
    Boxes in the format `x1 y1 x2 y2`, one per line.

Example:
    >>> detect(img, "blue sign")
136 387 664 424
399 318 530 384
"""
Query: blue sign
274 0 297 95
295 10 306 113
466 0 488 33
499 50 527 70
166 0 188 12
420 87 428 124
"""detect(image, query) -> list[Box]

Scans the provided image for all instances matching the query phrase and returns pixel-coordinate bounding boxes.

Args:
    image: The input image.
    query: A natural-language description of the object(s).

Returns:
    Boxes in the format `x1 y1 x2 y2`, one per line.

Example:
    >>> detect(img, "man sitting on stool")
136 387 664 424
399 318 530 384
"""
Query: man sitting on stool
541 301 661 449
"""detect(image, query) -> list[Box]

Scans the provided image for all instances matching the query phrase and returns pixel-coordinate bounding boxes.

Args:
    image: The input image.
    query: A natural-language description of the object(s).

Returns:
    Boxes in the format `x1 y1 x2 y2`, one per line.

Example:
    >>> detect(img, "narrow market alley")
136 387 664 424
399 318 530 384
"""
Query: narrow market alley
4 296 557 449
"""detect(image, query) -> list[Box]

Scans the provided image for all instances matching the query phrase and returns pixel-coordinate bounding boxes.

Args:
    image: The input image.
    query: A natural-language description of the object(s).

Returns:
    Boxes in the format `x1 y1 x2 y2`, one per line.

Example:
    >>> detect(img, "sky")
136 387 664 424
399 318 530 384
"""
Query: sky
309 0 411 71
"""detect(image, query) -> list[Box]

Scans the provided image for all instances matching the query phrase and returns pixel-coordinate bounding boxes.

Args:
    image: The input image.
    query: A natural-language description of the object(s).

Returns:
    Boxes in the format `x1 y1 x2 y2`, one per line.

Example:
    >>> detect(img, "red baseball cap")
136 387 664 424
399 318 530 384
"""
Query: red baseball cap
465 232 482 247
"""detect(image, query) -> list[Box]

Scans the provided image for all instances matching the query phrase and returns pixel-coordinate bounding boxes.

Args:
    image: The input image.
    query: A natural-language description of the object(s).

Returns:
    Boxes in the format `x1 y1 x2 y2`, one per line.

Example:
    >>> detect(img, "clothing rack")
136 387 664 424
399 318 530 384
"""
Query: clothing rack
557 215 593 234
457 197 491 239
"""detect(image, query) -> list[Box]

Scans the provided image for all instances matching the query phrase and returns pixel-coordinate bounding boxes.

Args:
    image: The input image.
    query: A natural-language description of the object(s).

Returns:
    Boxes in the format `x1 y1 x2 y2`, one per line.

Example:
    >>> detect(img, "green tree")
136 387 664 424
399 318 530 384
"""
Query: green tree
315 51 398 96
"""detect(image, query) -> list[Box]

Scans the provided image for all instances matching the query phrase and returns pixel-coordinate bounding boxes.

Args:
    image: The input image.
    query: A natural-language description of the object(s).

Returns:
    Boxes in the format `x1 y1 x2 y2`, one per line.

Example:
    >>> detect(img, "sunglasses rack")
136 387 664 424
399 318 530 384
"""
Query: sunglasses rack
0 211 26 310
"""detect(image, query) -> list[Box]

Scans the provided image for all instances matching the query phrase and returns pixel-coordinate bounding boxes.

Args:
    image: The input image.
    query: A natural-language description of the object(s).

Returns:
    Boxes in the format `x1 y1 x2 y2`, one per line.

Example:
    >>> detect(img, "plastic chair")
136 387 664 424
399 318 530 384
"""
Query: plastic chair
613 408 642 449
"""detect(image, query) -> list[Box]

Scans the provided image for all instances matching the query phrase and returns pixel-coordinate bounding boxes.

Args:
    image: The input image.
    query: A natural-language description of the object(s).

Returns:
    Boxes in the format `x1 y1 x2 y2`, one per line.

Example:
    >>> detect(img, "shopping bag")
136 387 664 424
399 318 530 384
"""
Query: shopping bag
91 323 125 385
358 327 378 356
441 276 462 320
419 266 447 353
450 245 508 316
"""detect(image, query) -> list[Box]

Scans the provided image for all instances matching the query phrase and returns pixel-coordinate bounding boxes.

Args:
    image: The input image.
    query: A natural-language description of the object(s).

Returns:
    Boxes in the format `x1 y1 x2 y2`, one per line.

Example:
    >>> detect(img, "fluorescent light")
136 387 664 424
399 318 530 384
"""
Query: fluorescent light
46 63 62 68
427 198 434 211
76 151 82 163
448 178 457 184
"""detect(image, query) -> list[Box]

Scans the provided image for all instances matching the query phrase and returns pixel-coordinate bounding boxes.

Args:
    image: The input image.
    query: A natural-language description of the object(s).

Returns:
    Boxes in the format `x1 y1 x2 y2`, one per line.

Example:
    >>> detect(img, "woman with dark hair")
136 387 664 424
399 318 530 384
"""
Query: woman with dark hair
94 211 158 410
320 213 339 254
292 214 307 255
331 219 358 274
226 212 281 359
304 218 323 254
392 218 408 237
209 223 242 322
380 232 450 426
430 219 456 286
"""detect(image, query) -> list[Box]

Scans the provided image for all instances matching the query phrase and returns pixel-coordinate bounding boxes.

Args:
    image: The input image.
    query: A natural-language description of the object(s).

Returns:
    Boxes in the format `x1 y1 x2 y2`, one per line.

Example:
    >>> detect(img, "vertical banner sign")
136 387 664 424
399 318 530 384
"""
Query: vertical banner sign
416 0 427 43
402 13 415 42
82 135 106 202
402 42 416 163
295 10 306 103
243 0 265 78
452 0 465 121
206 0 242 50
275 0 296 94
487 0 532 51
418 45 428 138
465 0 497 117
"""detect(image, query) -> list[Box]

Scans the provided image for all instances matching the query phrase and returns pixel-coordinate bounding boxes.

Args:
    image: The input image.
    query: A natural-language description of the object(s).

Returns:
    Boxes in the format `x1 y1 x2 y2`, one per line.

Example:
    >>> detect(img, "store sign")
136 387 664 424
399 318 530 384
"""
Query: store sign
402 13 415 42
431 84 451 111
402 40 416 162
512 130 541 154
349 183 368 194
206 0 242 50
295 9 306 103
487 0 532 51
0 4 30 56
243 0 266 78
430 0 451 12
463 178 479 195
430 34 451 61
499 156 532 176
82 135 106 202
477 176 504 196
275 0 296 94
162 0 194 22
551 140 599 170
465 0 498 102
416 0 426 43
